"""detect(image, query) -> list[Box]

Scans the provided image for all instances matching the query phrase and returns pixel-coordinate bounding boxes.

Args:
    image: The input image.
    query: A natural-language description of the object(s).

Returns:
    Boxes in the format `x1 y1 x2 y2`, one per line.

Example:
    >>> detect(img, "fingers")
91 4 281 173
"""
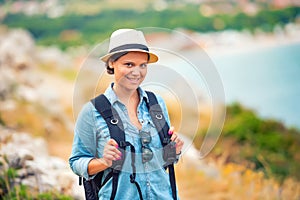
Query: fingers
103 139 122 162
169 126 177 141
175 138 184 155
168 126 175 135
107 138 119 148
168 126 184 155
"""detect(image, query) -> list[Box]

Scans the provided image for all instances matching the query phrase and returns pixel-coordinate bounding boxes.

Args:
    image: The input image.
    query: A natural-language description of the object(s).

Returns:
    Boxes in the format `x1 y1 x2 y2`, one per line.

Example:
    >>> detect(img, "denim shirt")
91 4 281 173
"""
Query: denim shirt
69 84 179 200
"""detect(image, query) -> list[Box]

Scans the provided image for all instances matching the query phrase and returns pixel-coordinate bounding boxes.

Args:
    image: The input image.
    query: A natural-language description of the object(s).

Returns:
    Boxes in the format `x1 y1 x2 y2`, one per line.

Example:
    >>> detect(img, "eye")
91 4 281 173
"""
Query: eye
140 63 148 68
124 62 134 67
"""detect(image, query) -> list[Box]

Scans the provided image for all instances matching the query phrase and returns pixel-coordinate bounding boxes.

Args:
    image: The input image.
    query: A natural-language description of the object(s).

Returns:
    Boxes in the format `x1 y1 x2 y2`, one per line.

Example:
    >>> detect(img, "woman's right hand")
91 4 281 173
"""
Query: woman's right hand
102 139 122 167
88 139 122 175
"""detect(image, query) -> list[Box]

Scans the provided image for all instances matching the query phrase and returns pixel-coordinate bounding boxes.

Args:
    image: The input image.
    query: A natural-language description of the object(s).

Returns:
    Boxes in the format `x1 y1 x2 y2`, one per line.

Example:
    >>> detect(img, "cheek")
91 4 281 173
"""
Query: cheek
114 71 123 82
114 67 128 81
141 68 147 77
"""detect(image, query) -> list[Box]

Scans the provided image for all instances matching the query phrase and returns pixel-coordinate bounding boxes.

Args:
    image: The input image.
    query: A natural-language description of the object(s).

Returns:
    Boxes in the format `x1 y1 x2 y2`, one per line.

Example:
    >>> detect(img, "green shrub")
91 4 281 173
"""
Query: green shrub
0 167 73 199
199 103 300 181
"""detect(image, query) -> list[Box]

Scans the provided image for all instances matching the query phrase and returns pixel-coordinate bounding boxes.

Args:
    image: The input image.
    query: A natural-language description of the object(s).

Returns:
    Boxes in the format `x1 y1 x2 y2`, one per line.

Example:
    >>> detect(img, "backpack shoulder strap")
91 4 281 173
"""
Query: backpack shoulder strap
145 91 178 200
145 91 171 146
91 94 125 147
91 94 126 200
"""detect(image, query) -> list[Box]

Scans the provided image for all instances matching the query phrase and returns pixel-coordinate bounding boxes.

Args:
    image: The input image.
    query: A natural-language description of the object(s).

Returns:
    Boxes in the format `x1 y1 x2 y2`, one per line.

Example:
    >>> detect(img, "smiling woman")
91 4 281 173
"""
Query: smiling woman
109 52 148 96
69 29 184 200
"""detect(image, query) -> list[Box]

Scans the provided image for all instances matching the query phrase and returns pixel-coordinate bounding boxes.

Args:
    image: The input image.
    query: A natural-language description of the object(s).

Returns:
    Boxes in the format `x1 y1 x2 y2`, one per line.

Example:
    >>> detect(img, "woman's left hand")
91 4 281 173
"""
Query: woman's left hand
168 126 184 155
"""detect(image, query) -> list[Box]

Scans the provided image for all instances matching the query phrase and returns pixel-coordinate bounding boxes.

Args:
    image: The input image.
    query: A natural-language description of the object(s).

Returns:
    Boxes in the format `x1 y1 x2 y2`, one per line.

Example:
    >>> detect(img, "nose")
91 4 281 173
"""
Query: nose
131 66 140 75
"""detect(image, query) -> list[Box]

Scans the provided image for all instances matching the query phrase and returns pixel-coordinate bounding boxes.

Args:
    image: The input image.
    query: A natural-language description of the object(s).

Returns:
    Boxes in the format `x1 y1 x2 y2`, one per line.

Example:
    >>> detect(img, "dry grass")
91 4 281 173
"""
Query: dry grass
1 100 73 160
176 158 300 200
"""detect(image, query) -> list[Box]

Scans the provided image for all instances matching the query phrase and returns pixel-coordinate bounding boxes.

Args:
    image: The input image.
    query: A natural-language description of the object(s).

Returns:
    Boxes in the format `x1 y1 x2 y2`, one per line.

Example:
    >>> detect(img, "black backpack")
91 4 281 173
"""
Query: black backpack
79 91 177 200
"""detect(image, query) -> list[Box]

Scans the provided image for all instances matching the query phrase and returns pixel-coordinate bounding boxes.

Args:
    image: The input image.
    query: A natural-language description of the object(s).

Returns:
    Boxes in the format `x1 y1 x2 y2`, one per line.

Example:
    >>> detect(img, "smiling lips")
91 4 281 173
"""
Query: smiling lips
126 76 140 84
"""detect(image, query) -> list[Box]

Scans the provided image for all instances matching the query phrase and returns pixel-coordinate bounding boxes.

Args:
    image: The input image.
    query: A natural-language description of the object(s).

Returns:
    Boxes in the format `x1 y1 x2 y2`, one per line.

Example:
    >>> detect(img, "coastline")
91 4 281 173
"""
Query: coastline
200 31 300 129
188 23 300 57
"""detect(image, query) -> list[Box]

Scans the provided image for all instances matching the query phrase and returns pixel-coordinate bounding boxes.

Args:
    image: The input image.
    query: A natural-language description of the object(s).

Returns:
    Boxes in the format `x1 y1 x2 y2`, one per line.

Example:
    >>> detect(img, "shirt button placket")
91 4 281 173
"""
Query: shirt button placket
144 164 152 199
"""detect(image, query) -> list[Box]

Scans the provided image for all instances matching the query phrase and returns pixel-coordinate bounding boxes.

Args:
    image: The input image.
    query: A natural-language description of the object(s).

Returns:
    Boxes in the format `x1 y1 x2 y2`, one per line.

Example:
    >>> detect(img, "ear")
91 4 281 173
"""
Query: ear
108 60 114 68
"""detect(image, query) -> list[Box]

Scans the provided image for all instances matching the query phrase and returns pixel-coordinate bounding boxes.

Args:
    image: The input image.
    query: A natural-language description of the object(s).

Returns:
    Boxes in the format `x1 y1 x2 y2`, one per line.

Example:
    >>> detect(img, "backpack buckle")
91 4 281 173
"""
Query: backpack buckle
119 141 127 148
163 138 170 145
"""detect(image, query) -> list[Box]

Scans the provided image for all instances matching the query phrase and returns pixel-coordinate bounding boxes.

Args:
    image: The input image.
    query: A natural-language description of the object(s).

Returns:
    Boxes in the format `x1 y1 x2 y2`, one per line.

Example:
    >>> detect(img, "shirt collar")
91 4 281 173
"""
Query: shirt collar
104 83 149 105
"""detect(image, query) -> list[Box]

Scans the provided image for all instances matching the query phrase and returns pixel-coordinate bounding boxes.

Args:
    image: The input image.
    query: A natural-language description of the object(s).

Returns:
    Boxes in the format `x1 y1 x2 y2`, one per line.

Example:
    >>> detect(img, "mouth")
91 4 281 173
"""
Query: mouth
126 76 140 84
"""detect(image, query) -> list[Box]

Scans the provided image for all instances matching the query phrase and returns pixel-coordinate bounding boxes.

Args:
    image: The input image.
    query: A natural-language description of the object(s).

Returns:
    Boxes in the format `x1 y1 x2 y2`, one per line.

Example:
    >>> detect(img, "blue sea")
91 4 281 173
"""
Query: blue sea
212 42 300 129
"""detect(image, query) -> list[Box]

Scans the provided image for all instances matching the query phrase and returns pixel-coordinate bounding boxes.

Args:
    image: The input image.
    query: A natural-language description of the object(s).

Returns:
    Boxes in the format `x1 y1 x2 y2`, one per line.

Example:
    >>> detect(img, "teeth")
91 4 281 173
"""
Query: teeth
127 77 139 81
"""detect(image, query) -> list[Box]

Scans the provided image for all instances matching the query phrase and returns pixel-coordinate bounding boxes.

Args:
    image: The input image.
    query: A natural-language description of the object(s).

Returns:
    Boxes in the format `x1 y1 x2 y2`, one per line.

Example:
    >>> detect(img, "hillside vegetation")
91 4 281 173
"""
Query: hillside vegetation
2 6 300 49
195 103 300 183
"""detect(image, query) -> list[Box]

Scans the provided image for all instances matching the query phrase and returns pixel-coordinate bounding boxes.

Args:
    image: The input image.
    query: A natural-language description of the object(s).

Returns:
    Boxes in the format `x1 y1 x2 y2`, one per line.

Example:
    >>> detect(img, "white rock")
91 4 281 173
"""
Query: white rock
0 100 17 111
36 46 72 69
16 85 38 102
0 29 35 70
21 176 39 189
56 170 76 195
49 156 69 170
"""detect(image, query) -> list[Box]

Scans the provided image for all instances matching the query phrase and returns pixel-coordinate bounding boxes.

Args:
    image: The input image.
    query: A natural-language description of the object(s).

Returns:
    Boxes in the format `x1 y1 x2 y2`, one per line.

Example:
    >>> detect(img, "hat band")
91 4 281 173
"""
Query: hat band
109 43 149 53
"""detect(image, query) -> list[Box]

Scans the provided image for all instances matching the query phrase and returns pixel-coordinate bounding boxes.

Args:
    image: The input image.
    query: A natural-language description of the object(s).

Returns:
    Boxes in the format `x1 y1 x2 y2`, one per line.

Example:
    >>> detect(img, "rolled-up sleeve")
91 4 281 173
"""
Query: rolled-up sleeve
69 102 97 180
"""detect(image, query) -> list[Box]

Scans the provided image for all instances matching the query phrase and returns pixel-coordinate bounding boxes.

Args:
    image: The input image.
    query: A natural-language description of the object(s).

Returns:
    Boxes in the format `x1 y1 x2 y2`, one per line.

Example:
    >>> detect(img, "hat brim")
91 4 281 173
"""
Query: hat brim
100 49 158 64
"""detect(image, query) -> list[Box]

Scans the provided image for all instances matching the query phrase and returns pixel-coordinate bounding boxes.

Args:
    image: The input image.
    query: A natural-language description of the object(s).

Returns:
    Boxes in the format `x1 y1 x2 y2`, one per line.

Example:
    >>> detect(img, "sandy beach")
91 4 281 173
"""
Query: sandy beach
195 23 300 57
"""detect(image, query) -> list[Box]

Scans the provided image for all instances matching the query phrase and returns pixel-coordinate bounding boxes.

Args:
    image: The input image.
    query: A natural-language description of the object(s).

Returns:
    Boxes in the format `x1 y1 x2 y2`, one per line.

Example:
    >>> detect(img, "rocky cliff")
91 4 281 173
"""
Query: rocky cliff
0 27 83 198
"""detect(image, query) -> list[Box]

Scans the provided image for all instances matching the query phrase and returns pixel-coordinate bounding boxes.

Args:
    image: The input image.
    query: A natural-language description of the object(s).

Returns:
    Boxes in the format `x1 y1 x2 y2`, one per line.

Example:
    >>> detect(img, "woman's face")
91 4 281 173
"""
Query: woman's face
110 51 148 92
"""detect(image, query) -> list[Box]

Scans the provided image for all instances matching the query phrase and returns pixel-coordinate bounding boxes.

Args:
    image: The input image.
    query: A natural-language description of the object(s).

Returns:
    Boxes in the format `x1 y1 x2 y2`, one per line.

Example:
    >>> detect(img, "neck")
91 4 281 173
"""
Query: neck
113 84 139 106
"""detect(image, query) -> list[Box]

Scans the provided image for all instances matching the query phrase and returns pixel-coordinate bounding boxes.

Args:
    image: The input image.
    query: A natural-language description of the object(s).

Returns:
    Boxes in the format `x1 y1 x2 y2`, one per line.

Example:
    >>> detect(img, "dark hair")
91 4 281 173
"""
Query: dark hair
105 51 150 75
105 51 128 75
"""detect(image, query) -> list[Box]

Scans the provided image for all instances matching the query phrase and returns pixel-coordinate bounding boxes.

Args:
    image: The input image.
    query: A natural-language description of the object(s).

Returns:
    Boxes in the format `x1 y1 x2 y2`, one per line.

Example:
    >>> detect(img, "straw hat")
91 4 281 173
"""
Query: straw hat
100 29 158 63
